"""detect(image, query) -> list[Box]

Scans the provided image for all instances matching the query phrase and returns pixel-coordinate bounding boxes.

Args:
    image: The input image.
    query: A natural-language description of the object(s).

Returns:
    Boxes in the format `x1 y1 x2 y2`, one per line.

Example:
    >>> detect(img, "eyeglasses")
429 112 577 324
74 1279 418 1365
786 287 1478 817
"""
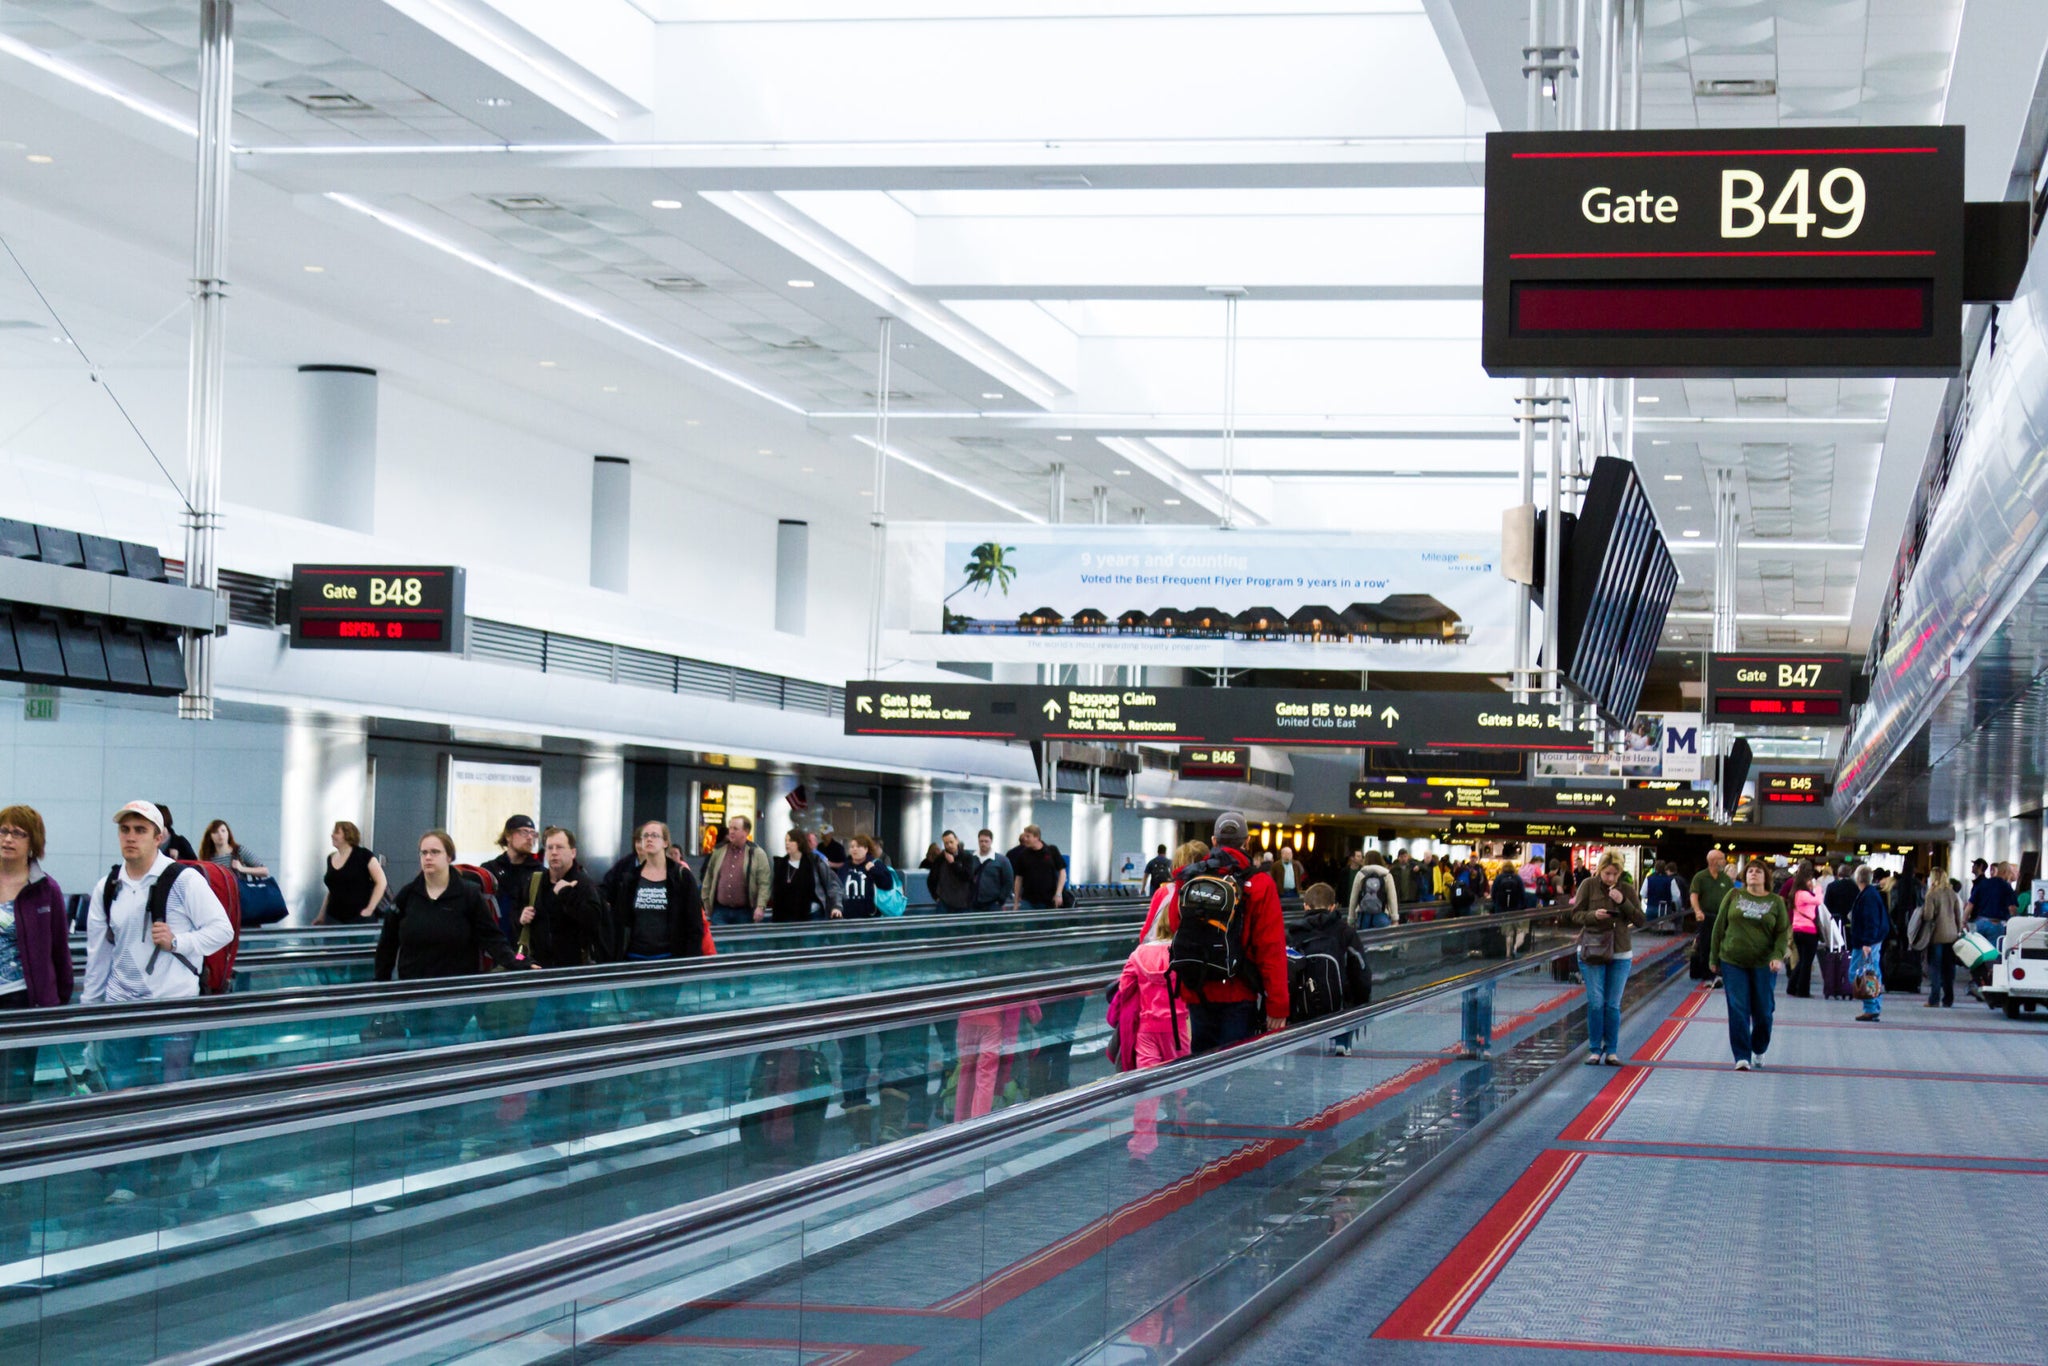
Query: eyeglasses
0 827 30 841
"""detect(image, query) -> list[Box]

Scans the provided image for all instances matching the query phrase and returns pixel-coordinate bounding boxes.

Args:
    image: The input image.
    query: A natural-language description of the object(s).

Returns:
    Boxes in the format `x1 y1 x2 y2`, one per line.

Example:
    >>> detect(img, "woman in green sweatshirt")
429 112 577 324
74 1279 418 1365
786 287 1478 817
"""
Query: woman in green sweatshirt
1709 858 1792 1071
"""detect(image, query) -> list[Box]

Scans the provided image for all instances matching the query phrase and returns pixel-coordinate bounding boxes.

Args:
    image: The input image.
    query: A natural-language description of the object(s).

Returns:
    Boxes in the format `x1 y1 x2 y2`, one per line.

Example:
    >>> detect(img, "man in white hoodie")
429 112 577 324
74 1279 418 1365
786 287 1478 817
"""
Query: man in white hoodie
84 801 235 1197
84 801 234 1008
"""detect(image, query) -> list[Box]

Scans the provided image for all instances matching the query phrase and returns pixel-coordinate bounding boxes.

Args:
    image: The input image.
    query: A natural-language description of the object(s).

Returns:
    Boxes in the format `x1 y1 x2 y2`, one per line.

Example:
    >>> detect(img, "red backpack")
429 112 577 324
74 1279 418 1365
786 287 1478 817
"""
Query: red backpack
102 859 242 994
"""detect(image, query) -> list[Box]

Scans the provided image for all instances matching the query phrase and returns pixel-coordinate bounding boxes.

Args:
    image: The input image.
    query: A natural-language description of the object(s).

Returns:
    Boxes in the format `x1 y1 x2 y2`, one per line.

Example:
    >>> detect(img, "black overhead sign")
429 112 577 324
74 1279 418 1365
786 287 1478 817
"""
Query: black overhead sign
843 682 1598 751
1706 652 1857 727
1483 126 1965 377
1179 746 1250 781
1450 819 1667 845
1351 781 1710 820
287 565 465 653
1759 772 1832 805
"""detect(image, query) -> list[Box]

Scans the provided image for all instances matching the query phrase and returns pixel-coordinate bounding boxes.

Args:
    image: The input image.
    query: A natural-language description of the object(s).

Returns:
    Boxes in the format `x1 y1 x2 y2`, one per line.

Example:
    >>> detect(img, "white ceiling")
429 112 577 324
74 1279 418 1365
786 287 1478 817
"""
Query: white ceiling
0 0 2040 649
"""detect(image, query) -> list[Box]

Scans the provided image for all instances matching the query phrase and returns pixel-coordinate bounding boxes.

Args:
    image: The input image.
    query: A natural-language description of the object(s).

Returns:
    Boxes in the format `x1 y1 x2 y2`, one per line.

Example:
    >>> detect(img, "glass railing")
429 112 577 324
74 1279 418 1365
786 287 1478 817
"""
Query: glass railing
138 921 1690 1366
0 908 1628 1364
66 902 1155 994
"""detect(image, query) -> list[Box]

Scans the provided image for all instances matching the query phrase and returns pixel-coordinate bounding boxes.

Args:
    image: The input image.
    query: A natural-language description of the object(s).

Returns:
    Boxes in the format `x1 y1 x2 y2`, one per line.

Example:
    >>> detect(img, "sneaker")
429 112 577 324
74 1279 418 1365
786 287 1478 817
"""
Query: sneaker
1330 1043 1352 1057
1855 1013 1880 1022
1583 1054 1604 1066
1477 1049 1494 1061
1602 1054 1623 1067
1749 1057 1763 1070
1733 1059 1751 1071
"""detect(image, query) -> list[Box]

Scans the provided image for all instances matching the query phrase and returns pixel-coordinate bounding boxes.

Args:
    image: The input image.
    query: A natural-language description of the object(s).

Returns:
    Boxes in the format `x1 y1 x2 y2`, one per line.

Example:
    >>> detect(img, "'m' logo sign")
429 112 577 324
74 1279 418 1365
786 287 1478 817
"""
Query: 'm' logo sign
1664 725 1700 756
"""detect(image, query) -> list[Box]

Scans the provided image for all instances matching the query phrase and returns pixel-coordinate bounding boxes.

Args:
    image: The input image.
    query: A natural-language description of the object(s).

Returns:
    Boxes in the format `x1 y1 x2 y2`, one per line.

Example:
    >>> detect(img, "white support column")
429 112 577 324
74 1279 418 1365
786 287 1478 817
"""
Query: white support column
180 0 234 721
590 456 630 592
297 365 378 533
775 519 809 635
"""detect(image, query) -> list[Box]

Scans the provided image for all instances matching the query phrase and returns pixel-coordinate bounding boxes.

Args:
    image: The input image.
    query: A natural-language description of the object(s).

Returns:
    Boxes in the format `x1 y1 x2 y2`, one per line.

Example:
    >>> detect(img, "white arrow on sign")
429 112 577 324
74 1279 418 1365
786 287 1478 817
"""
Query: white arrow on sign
856 696 874 714
1043 698 1062 719
1380 706 1401 727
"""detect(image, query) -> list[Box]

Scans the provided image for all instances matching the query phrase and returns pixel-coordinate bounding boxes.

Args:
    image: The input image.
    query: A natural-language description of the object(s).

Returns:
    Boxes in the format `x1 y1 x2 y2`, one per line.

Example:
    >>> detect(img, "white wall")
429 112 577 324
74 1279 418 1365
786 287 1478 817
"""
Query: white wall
0 364 878 686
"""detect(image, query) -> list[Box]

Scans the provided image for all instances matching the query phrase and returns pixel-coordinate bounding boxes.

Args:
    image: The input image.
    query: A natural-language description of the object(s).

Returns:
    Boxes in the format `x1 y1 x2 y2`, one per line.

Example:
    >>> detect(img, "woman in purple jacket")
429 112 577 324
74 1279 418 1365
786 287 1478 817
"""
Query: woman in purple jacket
0 805 75 1104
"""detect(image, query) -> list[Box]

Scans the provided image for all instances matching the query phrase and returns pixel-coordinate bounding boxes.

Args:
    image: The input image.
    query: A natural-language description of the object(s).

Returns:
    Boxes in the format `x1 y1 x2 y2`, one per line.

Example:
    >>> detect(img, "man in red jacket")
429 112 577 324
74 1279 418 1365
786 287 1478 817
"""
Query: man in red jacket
1168 810 1289 1054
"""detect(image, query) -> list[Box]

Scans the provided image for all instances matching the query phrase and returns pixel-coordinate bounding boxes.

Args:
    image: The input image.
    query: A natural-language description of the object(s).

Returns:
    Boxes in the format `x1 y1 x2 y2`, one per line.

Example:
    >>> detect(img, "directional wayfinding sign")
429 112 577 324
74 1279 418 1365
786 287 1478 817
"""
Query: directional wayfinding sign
1352 781 1710 820
1483 126 1965 377
844 682 1599 751
1450 819 1666 845
1706 653 1857 726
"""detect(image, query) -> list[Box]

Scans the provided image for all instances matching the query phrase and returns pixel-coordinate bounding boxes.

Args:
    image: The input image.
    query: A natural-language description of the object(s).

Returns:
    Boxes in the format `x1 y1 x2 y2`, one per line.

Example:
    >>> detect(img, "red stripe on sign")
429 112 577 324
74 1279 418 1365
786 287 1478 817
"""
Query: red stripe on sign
1510 249 1935 260
1511 147 1939 159
1513 282 1929 334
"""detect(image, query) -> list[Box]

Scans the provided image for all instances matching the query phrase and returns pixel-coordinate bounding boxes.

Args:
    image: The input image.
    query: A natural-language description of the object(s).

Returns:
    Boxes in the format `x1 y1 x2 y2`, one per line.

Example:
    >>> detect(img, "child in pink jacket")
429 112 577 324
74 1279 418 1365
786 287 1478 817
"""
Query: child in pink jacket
1116 918 1190 1154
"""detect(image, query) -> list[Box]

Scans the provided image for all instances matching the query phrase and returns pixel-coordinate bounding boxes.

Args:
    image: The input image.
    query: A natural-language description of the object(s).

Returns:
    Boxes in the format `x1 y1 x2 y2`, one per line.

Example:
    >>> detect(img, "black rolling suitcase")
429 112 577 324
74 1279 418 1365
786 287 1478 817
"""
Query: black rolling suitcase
1819 947 1852 1000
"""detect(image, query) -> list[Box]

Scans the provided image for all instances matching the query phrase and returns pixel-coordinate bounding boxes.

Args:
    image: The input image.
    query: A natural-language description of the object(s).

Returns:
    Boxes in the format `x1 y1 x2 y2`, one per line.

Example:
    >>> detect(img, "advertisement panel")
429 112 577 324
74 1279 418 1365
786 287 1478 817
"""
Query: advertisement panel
446 760 542 866
884 523 1514 669
1533 713 1704 781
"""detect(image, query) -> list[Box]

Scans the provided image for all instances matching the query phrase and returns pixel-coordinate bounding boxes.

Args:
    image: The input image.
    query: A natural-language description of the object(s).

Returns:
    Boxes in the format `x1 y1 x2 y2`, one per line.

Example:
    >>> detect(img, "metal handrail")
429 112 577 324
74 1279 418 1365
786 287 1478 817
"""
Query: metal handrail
158 916 1686 1366
0 965 1120 1177
0 921 1146 1045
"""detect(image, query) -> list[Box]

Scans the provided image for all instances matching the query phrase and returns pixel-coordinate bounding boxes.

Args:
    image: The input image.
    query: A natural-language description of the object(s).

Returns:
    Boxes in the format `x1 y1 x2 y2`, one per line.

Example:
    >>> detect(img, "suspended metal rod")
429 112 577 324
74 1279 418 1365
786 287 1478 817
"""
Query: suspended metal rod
180 0 234 721
864 317 893 680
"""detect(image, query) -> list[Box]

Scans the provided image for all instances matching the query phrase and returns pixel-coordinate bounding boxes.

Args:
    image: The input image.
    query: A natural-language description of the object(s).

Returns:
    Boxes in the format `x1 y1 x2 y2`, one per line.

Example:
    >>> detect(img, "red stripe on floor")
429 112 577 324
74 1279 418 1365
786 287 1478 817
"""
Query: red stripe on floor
1578 1138 2048 1170
1374 1148 1581 1340
933 1135 1304 1315
1439 1329 2029 1366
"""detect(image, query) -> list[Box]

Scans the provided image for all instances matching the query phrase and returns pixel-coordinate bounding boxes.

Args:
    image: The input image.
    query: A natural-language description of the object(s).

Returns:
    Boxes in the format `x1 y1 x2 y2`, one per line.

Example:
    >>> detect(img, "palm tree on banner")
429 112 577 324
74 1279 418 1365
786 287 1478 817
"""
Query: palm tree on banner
945 542 1017 604
942 541 1017 633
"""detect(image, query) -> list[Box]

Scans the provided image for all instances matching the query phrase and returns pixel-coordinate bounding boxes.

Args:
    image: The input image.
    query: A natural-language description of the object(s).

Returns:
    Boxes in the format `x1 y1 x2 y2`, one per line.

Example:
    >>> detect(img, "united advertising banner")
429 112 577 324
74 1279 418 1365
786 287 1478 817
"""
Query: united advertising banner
883 523 1516 670
1532 712 1704 781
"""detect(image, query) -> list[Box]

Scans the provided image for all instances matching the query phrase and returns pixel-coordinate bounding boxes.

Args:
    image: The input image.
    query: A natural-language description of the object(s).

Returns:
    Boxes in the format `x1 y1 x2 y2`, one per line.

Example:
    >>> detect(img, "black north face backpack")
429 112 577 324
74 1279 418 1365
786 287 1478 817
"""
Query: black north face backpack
1168 851 1253 995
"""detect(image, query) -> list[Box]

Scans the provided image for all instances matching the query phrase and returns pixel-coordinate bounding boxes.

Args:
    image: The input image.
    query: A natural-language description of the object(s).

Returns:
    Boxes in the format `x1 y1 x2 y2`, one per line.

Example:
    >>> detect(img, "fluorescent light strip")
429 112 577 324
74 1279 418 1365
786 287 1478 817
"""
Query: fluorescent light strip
1665 612 1852 623
324 193 805 415
703 190 1063 409
400 0 627 121
1668 541 1862 553
239 135 1489 158
852 435 1044 523
0 34 196 137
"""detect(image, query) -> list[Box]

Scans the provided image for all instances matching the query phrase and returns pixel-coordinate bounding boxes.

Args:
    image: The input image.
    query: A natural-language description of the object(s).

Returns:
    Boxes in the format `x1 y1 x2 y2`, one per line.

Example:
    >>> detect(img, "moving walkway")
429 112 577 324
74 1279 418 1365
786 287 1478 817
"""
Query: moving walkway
0 907 1591 1363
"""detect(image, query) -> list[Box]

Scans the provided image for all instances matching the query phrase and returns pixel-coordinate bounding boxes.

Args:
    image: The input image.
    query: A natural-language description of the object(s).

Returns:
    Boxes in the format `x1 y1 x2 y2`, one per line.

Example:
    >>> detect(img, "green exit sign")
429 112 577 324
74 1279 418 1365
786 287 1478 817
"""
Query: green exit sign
23 685 58 722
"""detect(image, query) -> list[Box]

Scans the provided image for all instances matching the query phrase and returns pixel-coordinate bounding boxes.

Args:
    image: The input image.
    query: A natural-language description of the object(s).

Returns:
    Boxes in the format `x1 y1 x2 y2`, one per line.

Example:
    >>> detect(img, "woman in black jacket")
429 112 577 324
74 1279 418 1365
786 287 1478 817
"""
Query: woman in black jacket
520 827 608 969
769 831 830 923
375 830 520 986
611 820 709 961
373 832 524 1052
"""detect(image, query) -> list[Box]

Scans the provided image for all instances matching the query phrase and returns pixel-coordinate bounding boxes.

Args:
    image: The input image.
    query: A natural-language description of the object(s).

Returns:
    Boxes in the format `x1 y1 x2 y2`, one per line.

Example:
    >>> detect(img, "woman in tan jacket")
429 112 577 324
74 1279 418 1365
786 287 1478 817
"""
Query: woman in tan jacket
1570 852 1647 1066
1911 865 1966 1008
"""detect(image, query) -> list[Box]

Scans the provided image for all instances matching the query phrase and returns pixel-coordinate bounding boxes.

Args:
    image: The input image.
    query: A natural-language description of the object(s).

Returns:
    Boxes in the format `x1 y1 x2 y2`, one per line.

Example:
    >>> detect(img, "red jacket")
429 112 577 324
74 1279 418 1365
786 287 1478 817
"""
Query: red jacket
1165 848 1289 1019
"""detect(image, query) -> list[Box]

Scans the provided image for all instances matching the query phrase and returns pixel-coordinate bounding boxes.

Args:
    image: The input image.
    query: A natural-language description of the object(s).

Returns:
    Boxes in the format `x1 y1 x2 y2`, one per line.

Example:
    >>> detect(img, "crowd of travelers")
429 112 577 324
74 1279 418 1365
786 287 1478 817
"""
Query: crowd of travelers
0 793 2020 1167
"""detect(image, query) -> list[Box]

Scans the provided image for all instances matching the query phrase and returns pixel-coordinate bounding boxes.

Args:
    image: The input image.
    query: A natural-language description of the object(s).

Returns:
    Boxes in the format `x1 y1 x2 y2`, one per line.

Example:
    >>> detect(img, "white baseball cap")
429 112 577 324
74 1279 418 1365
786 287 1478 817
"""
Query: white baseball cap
113 800 166 832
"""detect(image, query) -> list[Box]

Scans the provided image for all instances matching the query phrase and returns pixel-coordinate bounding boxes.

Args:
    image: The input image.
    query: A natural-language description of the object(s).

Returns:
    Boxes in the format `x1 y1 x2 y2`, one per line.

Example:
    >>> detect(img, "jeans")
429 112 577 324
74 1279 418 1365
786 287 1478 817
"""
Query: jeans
1460 983 1495 1054
1580 957 1633 1057
1973 918 2007 950
1926 943 1957 1005
1852 945 1882 1016
1721 963 1775 1062
710 906 753 927
1187 1000 1262 1056
1787 930 1819 997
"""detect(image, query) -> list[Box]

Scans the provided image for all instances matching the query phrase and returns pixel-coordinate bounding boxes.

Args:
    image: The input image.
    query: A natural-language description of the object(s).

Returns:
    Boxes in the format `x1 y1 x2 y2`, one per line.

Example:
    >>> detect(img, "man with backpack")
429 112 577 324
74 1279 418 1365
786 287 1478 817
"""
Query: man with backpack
1347 851 1399 929
83 801 234 1007
1166 811 1288 1054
